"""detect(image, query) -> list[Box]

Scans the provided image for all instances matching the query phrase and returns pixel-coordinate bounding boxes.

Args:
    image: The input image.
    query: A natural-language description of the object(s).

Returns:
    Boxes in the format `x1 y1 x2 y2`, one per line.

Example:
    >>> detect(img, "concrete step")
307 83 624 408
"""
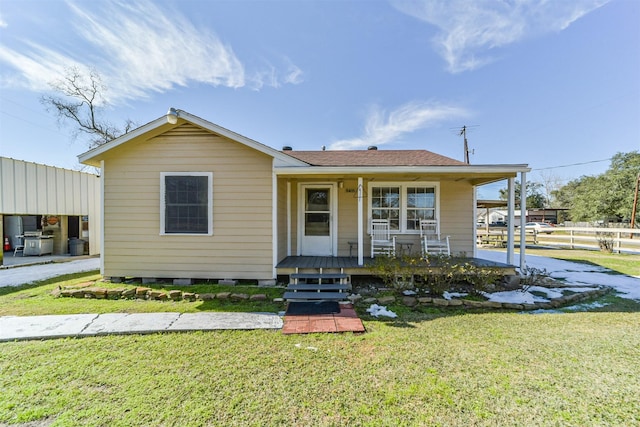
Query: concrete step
291 273 348 282
283 291 348 301
286 284 351 292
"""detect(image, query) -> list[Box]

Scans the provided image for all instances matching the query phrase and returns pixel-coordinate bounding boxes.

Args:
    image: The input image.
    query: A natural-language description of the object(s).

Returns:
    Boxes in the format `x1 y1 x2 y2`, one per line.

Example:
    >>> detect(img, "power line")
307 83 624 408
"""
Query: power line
532 158 611 171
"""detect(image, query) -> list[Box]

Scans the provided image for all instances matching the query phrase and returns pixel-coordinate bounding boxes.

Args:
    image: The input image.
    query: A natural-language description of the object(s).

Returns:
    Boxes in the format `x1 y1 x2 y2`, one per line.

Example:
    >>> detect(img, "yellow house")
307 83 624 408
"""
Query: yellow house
78 109 530 284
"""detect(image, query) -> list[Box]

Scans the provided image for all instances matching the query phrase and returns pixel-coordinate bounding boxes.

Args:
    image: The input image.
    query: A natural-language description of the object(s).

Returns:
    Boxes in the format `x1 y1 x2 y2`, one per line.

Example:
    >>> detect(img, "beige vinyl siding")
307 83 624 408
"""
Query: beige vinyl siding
336 178 359 257
102 124 274 280
440 180 475 255
276 178 288 261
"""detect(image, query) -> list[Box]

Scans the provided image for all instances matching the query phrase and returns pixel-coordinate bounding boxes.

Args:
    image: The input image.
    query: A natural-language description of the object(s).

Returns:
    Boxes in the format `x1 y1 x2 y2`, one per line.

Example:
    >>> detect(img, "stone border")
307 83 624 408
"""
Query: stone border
53 285 271 303
352 286 612 311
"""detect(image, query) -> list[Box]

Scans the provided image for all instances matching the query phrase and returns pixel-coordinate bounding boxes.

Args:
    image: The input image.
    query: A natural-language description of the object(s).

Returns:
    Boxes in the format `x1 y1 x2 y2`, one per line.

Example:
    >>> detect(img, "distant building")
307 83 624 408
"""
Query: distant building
1 157 101 265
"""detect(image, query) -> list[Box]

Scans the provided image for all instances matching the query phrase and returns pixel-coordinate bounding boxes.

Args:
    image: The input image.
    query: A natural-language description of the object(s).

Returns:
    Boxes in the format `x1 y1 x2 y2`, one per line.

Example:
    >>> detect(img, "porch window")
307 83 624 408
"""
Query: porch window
371 187 400 231
406 187 435 230
160 172 213 235
369 183 439 233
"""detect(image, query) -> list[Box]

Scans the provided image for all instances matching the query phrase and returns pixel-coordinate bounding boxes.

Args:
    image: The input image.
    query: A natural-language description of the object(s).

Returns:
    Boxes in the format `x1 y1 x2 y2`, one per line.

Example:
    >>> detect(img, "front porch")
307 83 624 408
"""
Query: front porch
276 255 517 276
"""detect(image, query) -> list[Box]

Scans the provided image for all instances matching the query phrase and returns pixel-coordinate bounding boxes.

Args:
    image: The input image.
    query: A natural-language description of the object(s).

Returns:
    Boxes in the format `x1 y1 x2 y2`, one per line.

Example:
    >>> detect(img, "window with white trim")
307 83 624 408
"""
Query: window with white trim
160 172 213 235
368 183 439 233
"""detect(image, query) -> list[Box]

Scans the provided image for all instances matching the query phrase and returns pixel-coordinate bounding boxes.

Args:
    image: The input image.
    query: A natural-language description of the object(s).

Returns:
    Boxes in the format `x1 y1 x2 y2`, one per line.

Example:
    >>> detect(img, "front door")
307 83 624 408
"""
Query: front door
299 184 336 256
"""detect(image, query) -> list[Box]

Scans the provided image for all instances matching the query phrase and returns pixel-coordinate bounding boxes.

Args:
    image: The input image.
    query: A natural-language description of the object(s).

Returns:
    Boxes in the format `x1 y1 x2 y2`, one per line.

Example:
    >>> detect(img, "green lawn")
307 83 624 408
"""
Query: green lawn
1 313 638 426
0 272 285 317
1 251 639 425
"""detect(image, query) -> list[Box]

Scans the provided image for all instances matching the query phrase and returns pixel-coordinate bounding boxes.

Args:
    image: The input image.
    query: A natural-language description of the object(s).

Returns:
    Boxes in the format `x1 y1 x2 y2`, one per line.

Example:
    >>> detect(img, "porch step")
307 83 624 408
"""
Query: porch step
285 271 351 302
291 273 348 283
286 284 351 292
283 291 347 301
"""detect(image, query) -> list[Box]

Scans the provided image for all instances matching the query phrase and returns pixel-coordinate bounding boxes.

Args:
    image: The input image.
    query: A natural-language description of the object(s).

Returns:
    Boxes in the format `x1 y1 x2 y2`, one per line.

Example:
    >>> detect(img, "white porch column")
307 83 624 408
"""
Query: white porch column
100 160 105 276
286 180 291 256
506 178 515 265
272 170 278 279
357 177 364 266
472 188 478 258
519 172 527 271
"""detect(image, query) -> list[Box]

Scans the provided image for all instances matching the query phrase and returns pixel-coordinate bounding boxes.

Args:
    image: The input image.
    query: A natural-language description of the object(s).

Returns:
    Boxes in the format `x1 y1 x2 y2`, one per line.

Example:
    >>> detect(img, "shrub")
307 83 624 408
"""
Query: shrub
370 253 503 297
464 266 503 295
596 231 615 253
518 266 550 292
369 254 424 291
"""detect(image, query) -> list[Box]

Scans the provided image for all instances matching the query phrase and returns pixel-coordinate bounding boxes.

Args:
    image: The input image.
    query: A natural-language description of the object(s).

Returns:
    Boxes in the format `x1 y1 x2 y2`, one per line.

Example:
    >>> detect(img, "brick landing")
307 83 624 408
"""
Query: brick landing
282 304 366 334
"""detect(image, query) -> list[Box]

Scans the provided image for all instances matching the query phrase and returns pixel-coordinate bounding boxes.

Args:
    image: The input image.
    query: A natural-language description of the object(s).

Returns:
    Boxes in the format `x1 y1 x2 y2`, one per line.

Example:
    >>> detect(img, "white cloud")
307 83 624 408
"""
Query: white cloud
247 56 305 90
392 0 610 73
329 102 468 150
0 0 302 101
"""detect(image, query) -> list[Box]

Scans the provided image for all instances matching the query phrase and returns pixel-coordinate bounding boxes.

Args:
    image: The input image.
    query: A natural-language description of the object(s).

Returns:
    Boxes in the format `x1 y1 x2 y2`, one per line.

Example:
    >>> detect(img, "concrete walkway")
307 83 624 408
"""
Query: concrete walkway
0 256 285 342
0 312 284 342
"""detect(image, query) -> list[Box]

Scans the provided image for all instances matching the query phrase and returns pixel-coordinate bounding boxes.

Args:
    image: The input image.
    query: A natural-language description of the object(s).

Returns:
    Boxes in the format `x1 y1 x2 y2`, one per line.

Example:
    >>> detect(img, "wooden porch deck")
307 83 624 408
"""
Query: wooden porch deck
276 255 515 272
276 256 370 269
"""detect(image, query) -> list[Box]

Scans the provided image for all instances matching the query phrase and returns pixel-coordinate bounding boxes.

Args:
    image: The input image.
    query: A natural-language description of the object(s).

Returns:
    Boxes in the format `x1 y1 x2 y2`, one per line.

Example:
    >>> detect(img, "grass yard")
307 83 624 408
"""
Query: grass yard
1 313 638 426
0 272 284 317
1 250 639 425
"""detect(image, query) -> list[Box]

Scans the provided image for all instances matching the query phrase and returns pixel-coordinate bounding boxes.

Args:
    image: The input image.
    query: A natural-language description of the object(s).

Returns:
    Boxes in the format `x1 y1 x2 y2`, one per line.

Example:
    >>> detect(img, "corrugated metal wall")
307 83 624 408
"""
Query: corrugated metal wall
0 157 101 255
0 157 99 215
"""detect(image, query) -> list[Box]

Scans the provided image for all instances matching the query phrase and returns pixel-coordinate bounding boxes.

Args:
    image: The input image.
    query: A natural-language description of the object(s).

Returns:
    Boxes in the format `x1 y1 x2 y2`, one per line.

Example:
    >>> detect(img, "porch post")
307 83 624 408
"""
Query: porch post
272 170 278 279
472 188 478 258
100 160 105 276
506 178 515 265
286 180 291 256
357 177 364 266
519 172 527 271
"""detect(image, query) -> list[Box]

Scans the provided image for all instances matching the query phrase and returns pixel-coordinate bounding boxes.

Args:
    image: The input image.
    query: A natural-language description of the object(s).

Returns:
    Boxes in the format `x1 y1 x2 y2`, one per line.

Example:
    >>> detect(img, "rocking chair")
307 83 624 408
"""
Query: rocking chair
370 219 396 258
420 219 450 256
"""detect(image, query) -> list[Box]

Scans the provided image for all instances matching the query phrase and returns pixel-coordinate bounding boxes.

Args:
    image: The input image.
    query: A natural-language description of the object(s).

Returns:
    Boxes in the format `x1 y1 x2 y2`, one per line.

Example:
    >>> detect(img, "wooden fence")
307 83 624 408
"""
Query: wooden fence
477 227 640 254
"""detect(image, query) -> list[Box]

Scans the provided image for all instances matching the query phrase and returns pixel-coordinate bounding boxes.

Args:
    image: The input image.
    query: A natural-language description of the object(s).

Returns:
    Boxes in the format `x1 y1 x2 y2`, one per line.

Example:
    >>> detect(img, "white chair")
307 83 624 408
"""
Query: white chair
420 220 450 256
371 219 396 258
13 235 24 257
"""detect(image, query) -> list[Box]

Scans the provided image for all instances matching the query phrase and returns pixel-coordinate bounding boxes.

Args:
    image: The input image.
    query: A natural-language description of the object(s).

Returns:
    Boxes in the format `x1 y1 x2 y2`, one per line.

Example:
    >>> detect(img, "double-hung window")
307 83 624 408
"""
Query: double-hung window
371 187 401 230
369 182 438 233
160 172 213 235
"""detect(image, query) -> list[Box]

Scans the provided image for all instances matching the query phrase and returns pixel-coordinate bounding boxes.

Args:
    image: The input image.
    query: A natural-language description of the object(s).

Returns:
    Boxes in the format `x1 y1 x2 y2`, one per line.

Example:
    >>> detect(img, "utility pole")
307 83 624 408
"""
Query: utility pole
459 125 470 164
631 173 640 239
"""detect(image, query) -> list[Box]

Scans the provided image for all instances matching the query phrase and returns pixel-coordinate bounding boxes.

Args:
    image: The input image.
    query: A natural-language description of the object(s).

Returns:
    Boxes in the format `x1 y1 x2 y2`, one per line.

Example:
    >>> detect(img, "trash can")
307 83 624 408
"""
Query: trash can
69 238 85 256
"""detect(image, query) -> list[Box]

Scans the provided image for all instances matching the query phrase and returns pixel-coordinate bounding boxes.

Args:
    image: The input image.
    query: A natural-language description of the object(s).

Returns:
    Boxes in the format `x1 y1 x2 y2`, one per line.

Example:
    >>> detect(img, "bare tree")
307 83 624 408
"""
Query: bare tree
41 66 135 148
538 171 565 208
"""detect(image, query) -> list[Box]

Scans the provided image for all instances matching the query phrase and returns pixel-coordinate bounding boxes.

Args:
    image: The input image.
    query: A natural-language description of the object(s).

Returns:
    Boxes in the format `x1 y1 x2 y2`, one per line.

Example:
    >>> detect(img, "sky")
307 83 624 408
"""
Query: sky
0 0 638 199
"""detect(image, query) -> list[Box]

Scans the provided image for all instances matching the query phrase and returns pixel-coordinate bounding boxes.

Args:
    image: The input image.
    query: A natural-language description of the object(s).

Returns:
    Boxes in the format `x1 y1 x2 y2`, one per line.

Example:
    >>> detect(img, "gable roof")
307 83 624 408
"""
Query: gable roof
282 150 467 167
77 108 530 184
78 109 307 168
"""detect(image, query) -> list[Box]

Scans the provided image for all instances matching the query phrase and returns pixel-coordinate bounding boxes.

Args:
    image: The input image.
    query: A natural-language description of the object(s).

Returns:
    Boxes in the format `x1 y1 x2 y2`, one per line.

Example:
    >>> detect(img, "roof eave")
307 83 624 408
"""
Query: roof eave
274 164 531 175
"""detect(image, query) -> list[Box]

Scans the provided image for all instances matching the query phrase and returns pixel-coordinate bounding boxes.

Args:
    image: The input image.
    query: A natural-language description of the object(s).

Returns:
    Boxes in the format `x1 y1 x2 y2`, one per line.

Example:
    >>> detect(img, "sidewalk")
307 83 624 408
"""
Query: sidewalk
0 256 282 341
0 312 284 342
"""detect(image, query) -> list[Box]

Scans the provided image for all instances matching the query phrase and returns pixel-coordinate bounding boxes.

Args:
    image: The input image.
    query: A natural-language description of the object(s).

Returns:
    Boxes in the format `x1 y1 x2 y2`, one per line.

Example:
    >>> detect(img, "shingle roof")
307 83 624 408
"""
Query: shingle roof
281 150 468 167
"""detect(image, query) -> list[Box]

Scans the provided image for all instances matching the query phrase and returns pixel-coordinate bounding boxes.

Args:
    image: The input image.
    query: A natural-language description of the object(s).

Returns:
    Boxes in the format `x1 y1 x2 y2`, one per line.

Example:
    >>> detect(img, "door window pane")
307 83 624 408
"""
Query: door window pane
305 213 330 236
306 189 329 211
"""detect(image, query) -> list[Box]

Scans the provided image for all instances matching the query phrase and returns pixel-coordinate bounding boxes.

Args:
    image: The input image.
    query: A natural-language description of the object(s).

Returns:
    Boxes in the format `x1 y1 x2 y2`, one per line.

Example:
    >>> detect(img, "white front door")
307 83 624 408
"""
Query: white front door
299 184 336 256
